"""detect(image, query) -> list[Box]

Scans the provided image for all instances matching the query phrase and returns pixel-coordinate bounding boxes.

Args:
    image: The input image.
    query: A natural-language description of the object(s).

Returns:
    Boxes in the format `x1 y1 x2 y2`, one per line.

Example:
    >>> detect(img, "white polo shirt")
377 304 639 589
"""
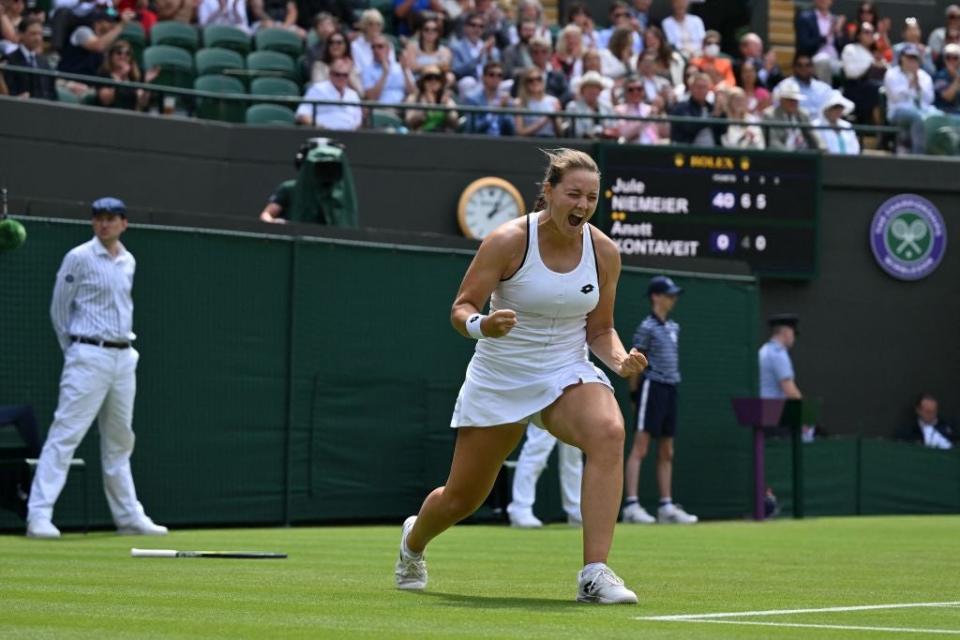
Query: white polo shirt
296 81 363 131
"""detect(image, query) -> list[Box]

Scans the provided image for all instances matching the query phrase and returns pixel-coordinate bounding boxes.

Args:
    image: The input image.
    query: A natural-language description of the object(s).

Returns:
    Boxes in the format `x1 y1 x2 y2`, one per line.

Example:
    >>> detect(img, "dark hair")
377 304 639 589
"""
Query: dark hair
100 41 141 81
482 60 503 75
608 0 629 17
608 26 633 59
736 57 758 87
644 25 673 68
857 1 879 26
793 52 812 66
566 2 592 24
533 148 600 210
18 16 42 34
915 393 937 408
322 31 352 65
418 17 441 53
416 68 447 98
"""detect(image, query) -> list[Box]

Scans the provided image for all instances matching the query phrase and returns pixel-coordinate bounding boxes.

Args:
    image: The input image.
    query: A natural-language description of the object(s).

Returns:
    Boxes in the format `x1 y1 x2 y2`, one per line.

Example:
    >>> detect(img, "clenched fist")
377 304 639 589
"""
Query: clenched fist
615 348 647 378
482 309 518 338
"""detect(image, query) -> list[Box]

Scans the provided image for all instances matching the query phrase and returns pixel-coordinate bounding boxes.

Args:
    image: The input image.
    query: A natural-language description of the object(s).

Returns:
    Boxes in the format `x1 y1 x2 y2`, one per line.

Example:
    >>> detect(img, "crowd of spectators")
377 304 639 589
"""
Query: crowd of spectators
2 0 960 153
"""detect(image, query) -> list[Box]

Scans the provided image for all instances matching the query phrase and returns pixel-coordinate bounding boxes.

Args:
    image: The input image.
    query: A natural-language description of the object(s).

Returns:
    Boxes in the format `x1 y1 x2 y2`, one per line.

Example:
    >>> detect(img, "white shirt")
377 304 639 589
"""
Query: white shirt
661 14 705 57
919 420 953 450
815 9 838 59
198 0 250 33
51 237 136 351
841 43 873 80
774 76 833 117
296 81 362 130
884 65 935 118
813 117 860 155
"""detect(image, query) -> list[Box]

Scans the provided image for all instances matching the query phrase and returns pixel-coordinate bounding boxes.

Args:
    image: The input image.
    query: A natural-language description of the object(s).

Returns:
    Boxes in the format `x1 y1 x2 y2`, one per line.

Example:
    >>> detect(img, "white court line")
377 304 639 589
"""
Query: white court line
666 620 960 635
640 601 960 621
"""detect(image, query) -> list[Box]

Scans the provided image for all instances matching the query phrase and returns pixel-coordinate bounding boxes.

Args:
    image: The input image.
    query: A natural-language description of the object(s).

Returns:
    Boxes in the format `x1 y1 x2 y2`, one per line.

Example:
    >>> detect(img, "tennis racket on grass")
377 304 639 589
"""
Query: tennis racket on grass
131 548 287 559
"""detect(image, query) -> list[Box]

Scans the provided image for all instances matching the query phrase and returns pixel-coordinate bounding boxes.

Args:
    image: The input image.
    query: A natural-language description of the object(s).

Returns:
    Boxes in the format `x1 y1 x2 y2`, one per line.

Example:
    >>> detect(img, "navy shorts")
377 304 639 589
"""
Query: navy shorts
634 378 678 438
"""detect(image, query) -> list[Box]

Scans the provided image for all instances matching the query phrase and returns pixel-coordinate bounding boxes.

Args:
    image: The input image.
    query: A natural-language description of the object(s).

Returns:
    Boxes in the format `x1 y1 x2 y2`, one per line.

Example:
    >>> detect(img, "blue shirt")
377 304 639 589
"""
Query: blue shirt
758 340 794 399
933 68 960 114
633 314 680 385
361 61 407 105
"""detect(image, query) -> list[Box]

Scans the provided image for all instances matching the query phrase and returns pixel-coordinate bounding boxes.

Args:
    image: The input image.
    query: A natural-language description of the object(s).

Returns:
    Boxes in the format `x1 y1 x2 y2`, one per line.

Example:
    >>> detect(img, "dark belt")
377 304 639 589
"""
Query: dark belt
71 336 131 349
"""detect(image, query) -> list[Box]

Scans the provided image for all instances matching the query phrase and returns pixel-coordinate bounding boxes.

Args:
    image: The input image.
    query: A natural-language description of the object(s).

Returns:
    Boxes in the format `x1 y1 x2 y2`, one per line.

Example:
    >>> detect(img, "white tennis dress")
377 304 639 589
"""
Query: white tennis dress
451 214 613 429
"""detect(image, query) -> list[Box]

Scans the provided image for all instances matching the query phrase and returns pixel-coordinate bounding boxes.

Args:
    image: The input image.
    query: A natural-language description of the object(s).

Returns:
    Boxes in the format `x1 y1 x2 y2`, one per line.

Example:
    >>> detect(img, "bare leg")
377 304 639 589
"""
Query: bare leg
624 431 650 498
541 383 624 566
406 424 525 554
656 437 674 500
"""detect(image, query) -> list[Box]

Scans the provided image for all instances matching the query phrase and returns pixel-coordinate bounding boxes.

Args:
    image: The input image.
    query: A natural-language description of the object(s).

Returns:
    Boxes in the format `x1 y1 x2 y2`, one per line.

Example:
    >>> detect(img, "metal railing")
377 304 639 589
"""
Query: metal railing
2 62 905 145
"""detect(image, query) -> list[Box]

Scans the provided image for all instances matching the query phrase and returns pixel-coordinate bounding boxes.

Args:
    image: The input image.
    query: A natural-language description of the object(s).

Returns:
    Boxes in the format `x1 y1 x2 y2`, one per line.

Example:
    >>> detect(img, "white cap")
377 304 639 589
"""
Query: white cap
776 79 806 102
821 90 854 116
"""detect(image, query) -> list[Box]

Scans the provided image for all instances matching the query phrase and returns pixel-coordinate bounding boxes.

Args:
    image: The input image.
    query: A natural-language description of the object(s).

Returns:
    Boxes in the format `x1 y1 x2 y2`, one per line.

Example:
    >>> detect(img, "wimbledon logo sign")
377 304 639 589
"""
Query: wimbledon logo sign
869 194 947 281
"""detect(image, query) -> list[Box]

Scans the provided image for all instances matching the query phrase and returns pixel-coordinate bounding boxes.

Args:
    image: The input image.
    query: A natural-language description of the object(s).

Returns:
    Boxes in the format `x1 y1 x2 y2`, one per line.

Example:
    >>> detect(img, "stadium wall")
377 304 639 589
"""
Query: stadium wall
0 218 759 529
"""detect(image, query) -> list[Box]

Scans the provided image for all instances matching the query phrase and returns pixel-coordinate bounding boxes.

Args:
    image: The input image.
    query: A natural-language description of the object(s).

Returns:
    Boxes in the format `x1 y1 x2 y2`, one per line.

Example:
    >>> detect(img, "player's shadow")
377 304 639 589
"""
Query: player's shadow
416 591 579 611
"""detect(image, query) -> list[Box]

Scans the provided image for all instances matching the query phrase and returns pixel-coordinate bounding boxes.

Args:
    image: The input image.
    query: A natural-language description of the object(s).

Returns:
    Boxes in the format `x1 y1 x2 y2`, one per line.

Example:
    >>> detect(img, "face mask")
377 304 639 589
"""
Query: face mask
704 44 720 57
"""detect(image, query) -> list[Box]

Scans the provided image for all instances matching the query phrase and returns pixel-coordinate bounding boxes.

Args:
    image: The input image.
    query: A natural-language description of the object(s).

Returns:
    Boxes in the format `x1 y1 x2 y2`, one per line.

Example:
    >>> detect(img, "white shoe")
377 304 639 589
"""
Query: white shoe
566 514 582 528
117 516 169 535
26 519 61 539
395 515 427 590
657 503 698 524
508 509 543 529
577 564 638 604
621 503 655 524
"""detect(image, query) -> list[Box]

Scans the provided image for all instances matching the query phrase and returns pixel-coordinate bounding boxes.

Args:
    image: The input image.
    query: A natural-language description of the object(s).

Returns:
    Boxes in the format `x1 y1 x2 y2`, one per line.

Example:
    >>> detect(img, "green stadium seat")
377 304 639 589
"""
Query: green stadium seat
254 27 303 58
195 47 245 78
371 108 405 131
143 45 195 97
924 115 960 156
56 86 81 104
250 76 300 98
150 21 200 52
245 103 297 126
306 29 320 49
203 24 251 55
194 74 247 123
246 50 297 80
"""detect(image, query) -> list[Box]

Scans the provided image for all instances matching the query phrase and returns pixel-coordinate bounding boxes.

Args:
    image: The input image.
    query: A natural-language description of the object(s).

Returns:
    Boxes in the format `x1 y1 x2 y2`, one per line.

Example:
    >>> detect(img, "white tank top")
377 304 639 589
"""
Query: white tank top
471 214 601 381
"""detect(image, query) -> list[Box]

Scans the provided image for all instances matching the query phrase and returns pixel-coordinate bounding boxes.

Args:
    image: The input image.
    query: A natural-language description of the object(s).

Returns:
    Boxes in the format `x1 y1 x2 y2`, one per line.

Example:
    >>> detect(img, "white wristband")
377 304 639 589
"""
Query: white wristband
465 313 487 339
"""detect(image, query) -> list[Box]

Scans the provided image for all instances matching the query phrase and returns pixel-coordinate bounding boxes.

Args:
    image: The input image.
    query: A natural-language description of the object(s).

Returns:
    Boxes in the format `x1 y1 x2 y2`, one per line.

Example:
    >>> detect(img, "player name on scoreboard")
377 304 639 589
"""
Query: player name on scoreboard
598 145 821 278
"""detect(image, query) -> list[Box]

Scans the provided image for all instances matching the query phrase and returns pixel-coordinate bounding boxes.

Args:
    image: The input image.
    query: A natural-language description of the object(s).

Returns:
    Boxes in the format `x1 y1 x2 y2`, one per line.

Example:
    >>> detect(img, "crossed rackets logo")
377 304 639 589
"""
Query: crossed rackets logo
887 214 931 261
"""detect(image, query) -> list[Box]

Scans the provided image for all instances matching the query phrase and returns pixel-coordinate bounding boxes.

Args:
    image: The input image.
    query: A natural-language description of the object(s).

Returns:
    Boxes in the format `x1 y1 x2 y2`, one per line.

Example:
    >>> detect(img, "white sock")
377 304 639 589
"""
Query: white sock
401 532 422 560
582 562 606 575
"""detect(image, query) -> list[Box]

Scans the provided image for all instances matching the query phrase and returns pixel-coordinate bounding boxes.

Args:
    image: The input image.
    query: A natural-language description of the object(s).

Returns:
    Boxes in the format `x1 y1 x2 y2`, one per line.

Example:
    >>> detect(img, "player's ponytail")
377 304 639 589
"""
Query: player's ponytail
533 148 600 211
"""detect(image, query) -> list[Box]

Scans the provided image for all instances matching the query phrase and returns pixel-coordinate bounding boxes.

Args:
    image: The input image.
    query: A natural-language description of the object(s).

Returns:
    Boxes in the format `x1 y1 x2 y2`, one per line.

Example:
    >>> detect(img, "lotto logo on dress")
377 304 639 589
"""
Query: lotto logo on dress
869 194 947 281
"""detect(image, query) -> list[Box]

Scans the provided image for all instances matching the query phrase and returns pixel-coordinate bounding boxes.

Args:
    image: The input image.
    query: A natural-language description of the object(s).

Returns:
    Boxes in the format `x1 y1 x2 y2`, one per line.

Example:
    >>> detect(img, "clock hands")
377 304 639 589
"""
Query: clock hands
486 192 507 219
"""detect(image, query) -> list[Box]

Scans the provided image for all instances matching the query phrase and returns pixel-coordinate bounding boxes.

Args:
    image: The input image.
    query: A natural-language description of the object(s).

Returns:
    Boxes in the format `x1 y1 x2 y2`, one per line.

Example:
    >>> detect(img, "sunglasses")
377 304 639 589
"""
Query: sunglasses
946 54 960 60
626 86 644 93
423 74 442 81
330 71 349 78
422 26 439 32
526 76 544 83
468 22 484 28
613 11 629 18
485 71 503 77
373 43 388 49
329 38 346 45
112 49 131 56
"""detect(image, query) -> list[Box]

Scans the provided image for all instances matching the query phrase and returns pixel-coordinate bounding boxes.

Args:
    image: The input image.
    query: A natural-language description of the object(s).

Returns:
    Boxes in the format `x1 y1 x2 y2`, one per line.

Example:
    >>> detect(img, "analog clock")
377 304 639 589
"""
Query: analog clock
457 177 526 239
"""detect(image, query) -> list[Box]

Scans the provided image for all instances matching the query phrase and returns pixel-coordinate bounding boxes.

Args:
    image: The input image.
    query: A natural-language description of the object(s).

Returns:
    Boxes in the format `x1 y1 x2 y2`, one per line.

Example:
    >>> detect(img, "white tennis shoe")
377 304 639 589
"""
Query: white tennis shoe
26 519 61 539
621 503 656 524
657 503 698 524
117 516 168 535
507 508 543 529
576 564 638 604
395 515 427 590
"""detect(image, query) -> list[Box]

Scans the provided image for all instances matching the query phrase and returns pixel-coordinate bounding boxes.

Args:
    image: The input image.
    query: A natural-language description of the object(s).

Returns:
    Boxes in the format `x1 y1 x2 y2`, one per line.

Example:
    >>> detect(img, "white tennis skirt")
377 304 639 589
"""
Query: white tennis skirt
450 357 614 429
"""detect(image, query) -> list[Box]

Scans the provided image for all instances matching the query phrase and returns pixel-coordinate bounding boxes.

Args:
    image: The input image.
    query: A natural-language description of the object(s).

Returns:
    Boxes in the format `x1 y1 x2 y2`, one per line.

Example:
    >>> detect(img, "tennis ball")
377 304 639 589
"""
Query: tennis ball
0 218 27 252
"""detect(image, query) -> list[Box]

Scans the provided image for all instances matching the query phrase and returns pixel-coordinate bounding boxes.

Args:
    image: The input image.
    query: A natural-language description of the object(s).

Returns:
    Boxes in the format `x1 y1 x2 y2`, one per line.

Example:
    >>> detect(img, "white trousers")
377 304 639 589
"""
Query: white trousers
507 424 582 519
28 343 145 526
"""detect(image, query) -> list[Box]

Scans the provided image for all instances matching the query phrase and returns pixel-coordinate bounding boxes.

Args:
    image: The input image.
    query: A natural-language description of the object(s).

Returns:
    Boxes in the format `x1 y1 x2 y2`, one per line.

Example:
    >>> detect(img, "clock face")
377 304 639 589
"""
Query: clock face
462 184 523 239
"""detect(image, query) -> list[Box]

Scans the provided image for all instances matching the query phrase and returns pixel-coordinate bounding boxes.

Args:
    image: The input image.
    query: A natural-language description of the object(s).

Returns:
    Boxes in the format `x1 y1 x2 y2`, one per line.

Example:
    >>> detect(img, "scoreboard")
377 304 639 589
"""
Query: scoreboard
597 144 821 279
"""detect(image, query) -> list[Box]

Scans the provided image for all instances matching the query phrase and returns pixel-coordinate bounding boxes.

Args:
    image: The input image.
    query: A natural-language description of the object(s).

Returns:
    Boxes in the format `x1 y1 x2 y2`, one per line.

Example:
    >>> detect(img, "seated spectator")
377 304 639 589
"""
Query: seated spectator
551 24 584 83
795 0 844 84
259 178 295 223
523 36 570 105
198 0 250 34
690 30 735 89
928 4 960 67
578 47 611 105
884 44 939 153
643 25 684 89
463 61 515 136
599 26 636 82
250 0 305 38
842 1 877 48
405 16 453 81
3 17 56 100
295 0 353 31
613 74 664 144
735 32 783 90
502 18 535 79
662 0 705 59
365 35 417 107
763 79 820 151
721 87 765 149
893 17 935 75
565 71 615 138
842 21 886 124
404 64 458 132
596 1 640 55
875 15 894 63
738 58 771 115
628 0 650 30
813 91 860 154
897 393 955 450
934 43 960 114
453 11 499 96
669 72 726 146
471 0 511 51
513 65 561 137
1 0 24 56
296 58 362 130
306 31 362 93
566 2 598 51
774 53 832 118
393 0 445 38
352 9 386 77
303 15 337 78
95 40 157 110
635 51 673 108
59 8 135 78
508 0 551 47
155 0 200 24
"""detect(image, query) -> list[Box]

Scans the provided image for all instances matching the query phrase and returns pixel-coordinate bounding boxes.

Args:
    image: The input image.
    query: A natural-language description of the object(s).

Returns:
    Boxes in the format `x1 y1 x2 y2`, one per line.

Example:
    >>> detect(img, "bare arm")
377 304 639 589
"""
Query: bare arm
780 379 802 399
259 202 286 223
585 230 647 377
450 220 526 338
